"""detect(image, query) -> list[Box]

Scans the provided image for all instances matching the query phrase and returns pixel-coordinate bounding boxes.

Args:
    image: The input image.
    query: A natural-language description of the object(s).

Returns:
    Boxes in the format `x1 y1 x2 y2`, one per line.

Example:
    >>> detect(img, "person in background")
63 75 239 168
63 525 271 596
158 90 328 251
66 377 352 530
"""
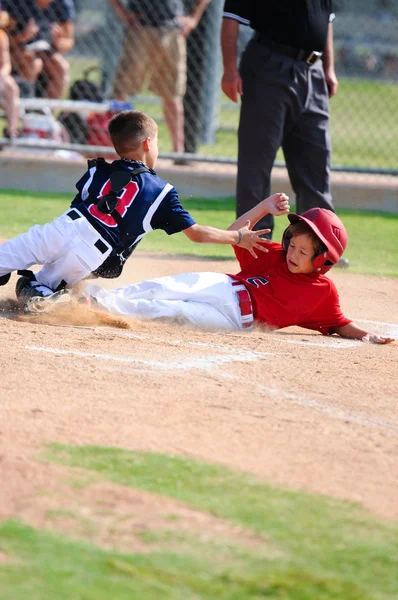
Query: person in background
4 0 75 99
221 1 349 267
108 0 210 159
33 0 76 99
3 0 43 90
0 5 20 139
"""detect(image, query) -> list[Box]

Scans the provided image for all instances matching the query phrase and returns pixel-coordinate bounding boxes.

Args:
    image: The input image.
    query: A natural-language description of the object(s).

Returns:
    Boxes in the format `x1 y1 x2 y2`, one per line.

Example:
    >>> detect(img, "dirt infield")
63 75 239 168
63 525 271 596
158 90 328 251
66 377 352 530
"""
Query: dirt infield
0 252 397 539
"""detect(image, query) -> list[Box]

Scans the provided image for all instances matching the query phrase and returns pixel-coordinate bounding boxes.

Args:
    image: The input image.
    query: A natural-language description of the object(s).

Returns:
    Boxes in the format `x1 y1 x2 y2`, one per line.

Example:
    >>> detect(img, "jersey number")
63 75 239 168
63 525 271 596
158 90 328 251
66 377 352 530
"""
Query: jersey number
88 179 139 226
246 277 269 288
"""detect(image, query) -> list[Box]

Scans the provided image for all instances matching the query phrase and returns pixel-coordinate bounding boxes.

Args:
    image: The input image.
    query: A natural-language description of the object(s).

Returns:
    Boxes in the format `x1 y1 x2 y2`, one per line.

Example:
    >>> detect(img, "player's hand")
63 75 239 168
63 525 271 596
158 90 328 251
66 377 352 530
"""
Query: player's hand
238 222 271 258
51 23 63 47
361 333 395 344
221 67 242 103
263 193 290 216
325 69 338 98
176 15 198 37
20 19 40 43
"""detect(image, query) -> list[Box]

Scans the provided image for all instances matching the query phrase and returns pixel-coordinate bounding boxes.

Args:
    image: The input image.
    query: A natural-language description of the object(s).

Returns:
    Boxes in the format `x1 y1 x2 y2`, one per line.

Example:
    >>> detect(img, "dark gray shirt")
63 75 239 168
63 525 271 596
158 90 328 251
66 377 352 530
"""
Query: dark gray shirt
223 0 334 51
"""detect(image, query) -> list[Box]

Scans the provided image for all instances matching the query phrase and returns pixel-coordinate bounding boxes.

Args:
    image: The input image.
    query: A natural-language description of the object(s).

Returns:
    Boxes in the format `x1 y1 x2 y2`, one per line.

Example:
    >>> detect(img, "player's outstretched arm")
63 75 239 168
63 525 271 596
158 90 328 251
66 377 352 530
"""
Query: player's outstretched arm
333 322 395 344
227 193 290 232
182 223 271 257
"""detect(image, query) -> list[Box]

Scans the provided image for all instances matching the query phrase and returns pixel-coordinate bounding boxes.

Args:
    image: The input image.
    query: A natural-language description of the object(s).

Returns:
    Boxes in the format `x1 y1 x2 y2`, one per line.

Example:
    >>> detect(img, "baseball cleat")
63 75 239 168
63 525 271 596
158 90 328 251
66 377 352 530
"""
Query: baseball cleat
23 290 72 314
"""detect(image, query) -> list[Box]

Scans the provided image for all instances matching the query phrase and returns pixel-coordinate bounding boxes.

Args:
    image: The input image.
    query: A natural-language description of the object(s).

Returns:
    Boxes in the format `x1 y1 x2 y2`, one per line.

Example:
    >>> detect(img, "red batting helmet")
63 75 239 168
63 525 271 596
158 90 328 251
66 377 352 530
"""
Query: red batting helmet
282 208 348 274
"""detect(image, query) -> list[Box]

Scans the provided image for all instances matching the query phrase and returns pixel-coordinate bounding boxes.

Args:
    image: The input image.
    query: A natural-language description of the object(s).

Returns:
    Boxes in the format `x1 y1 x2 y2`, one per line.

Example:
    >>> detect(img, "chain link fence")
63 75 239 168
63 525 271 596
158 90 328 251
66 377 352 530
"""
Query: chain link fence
1 0 397 173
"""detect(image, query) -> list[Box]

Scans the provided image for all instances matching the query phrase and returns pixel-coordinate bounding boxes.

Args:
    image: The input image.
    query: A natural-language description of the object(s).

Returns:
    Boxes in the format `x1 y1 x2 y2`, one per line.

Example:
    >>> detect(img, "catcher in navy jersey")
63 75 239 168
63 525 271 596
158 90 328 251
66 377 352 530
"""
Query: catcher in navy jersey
0 110 269 313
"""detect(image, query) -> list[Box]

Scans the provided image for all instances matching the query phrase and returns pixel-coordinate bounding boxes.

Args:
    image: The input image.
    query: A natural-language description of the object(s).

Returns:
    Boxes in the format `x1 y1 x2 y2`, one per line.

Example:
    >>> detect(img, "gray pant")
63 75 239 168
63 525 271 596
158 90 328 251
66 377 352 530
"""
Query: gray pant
237 38 334 234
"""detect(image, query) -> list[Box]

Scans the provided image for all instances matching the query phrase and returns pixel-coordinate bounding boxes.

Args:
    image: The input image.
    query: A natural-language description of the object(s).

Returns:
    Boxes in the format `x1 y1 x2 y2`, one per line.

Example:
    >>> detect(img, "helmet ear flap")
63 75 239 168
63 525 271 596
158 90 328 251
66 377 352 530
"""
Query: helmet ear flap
312 253 329 273
311 242 329 272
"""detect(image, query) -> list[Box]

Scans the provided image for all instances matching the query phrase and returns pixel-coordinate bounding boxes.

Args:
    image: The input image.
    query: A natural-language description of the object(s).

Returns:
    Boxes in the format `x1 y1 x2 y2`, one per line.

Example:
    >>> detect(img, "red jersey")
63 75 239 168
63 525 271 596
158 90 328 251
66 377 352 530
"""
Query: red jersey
229 242 351 335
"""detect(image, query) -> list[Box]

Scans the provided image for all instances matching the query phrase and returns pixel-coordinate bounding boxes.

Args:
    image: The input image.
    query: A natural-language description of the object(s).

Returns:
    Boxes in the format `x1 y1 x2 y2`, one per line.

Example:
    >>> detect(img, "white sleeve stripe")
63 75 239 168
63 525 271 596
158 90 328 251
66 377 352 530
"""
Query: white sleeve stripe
142 183 173 234
81 166 96 201
222 12 250 25
131 231 146 245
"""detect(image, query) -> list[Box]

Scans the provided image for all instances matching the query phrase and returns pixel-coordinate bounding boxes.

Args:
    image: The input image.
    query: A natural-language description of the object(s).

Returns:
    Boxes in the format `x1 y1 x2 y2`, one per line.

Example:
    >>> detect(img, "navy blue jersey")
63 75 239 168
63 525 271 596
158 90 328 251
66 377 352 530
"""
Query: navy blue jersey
43 0 76 24
71 158 195 254
4 0 40 31
5 0 75 46
38 0 76 48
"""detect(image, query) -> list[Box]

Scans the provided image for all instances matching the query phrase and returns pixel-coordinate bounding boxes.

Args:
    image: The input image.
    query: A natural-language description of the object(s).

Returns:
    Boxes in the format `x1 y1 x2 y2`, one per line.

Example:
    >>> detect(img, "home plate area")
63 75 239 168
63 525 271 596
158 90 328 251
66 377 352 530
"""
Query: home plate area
24 325 358 374
21 323 397 436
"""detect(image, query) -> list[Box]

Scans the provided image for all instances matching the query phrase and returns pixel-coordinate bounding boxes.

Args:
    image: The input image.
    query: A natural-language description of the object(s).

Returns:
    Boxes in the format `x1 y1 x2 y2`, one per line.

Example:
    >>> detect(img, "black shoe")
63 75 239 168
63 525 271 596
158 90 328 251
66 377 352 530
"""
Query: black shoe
336 257 350 268
15 275 70 314
15 275 38 300
0 273 11 286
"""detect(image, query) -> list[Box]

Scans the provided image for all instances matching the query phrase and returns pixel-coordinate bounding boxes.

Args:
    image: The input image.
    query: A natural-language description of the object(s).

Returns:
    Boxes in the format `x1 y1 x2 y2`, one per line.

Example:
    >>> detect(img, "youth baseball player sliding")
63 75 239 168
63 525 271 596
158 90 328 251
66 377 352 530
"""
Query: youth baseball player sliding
86 194 394 344
0 110 268 313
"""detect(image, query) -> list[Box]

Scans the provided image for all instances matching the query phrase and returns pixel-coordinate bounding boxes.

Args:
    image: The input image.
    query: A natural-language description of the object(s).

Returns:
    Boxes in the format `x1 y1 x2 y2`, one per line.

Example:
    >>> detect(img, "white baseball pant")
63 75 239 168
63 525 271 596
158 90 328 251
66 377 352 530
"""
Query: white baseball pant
86 272 254 331
0 209 112 291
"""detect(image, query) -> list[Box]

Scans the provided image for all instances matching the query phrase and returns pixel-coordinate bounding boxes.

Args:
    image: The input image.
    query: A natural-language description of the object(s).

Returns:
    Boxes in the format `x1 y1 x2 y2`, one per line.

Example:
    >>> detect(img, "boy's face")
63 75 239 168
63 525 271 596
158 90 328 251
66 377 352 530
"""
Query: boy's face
146 129 159 169
286 233 316 274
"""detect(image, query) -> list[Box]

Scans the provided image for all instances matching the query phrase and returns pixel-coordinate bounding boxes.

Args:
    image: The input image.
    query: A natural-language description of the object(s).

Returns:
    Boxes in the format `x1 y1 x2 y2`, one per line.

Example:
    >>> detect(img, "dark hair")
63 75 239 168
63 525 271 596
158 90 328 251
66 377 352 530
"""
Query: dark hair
108 110 157 155
287 221 327 258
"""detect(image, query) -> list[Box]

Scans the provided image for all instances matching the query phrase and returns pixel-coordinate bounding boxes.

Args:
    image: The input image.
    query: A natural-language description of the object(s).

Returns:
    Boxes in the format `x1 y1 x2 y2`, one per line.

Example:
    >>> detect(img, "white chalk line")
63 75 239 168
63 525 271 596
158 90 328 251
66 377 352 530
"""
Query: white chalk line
354 318 398 338
355 318 397 328
25 336 397 432
24 345 272 371
278 339 359 348
217 372 398 432
23 316 397 432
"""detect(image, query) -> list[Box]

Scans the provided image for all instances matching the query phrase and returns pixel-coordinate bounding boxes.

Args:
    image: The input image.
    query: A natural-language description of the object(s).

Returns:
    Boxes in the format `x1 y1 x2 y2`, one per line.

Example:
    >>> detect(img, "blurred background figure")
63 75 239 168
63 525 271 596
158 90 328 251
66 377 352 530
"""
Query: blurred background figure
3 0 43 93
34 0 76 99
375 0 395 20
383 53 398 79
0 5 20 138
108 0 210 158
3 0 75 99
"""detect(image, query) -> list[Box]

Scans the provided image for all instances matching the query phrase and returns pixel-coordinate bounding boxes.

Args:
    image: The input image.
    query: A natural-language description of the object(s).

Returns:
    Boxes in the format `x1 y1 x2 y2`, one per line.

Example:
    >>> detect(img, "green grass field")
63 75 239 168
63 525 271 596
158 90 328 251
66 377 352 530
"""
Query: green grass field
0 189 397 277
0 444 397 599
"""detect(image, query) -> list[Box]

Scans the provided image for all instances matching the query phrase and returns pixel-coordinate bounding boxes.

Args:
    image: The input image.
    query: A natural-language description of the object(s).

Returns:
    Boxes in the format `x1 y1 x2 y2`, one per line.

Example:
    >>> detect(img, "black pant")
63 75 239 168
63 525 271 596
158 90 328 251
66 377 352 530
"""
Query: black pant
237 37 333 235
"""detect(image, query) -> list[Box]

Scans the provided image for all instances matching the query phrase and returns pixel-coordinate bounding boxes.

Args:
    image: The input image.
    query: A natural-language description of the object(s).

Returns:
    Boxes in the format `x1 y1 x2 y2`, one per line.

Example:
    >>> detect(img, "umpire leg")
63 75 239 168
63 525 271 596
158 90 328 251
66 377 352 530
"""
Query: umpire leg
282 61 334 215
237 40 291 236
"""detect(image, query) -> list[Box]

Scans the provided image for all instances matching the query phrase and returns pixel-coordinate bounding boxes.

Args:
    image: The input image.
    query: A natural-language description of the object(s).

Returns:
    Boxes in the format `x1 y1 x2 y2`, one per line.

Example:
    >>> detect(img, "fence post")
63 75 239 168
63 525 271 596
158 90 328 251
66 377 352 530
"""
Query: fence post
184 0 223 152
103 0 125 97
